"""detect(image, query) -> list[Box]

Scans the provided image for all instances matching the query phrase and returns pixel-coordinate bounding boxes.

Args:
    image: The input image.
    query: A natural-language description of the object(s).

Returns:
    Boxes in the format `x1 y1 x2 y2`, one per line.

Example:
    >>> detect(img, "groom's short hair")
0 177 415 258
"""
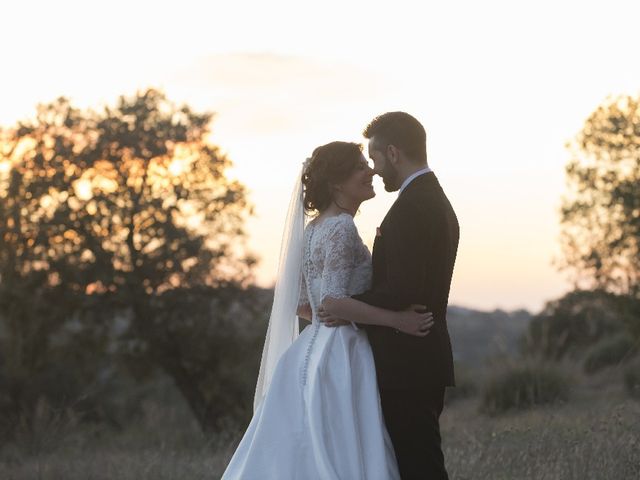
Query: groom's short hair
363 112 427 163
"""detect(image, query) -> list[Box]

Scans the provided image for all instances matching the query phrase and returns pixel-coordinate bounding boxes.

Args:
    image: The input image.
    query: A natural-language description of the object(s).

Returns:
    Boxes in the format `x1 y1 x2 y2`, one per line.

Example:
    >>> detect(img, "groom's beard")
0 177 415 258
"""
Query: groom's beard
381 158 401 192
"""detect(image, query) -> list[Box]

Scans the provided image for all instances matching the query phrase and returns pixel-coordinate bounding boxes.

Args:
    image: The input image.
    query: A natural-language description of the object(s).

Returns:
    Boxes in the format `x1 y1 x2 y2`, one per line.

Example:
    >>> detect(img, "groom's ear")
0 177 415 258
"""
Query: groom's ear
387 144 400 165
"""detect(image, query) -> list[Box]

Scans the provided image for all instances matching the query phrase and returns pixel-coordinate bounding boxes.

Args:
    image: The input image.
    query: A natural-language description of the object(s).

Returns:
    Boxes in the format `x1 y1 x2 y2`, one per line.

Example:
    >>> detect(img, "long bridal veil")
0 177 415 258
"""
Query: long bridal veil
253 163 307 411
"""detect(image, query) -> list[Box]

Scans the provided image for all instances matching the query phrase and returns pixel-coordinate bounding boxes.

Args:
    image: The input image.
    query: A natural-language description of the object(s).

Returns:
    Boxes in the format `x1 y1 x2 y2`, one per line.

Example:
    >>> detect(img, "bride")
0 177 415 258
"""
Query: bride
222 141 433 480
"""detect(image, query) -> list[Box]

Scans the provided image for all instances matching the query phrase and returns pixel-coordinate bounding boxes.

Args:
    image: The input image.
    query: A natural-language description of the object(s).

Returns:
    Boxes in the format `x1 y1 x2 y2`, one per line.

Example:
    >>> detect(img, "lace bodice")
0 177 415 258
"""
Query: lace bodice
298 213 372 317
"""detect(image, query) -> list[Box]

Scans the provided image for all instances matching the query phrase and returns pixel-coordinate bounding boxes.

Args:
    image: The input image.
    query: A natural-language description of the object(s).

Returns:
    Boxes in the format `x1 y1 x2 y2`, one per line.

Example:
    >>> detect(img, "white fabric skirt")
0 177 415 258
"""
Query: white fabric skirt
222 322 400 480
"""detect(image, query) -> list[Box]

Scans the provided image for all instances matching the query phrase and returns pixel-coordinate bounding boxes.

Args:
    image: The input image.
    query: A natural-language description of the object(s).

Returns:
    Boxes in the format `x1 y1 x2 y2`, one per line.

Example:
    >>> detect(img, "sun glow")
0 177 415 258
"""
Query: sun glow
1 0 639 310
168 158 186 176
73 178 93 201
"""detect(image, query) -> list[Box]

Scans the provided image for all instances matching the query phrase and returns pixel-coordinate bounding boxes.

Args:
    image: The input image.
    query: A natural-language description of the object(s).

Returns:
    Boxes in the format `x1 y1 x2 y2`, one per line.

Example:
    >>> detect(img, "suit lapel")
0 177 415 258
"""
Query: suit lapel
371 172 437 281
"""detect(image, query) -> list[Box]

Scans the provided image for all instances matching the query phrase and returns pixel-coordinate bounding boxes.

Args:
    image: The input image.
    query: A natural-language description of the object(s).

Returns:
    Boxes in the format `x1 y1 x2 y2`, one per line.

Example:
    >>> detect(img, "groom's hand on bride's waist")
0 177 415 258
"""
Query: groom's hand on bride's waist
317 307 349 327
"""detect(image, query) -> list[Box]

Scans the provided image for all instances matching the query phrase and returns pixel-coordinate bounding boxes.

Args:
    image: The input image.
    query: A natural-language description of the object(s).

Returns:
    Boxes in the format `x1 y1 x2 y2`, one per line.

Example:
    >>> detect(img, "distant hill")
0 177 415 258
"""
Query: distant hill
446 306 532 367
0 289 533 372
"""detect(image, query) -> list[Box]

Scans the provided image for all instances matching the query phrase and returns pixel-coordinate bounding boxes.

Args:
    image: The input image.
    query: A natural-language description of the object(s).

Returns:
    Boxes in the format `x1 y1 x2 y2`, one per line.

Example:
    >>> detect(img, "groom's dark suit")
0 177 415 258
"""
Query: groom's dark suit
353 171 458 480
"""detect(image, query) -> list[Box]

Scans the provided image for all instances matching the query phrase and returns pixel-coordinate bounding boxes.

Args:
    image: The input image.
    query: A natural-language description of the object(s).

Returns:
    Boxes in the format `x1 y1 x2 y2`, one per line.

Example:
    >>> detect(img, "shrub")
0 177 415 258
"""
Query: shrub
444 363 478 404
481 363 570 414
584 333 637 373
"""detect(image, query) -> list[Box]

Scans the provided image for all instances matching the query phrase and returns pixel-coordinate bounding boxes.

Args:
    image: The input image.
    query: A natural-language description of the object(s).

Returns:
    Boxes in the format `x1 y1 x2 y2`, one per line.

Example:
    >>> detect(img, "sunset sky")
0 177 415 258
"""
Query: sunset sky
2 0 639 311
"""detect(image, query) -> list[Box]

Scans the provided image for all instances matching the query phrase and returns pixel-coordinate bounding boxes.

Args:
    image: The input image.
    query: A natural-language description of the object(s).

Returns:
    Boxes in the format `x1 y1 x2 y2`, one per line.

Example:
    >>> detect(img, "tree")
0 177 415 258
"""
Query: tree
0 89 256 433
561 94 640 296
523 289 629 359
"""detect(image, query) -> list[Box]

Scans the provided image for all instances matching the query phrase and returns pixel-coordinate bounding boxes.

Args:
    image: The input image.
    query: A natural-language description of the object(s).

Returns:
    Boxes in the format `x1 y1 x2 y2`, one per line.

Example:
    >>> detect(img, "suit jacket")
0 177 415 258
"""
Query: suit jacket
353 172 459 390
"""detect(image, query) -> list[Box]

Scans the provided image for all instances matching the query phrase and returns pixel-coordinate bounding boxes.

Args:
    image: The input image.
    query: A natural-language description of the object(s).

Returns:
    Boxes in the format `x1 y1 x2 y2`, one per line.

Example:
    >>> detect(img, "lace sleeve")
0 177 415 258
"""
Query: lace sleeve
298 270 309 308
320 216 358 303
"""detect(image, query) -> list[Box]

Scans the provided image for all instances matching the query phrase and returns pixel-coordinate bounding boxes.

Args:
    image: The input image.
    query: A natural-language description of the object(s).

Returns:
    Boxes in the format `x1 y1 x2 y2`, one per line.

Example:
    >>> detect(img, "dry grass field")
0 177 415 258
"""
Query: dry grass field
1 372 638 480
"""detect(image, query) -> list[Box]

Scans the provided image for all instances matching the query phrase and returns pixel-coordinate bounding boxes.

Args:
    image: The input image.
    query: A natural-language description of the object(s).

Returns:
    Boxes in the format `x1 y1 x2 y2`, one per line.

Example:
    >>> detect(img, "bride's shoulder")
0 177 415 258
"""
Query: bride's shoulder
333 212 356 224
327 212 356 229
326 214 359 241
310 213 357 237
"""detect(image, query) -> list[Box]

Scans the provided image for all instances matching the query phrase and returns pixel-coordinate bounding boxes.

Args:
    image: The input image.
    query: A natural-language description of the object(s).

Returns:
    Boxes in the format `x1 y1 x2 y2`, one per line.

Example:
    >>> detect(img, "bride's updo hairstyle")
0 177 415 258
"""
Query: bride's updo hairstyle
301 141 363 215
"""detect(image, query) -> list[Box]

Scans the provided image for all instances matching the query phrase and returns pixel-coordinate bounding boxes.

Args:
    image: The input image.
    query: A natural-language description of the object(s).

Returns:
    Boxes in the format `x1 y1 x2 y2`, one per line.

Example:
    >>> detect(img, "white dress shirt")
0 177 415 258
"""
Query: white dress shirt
398 167 432 196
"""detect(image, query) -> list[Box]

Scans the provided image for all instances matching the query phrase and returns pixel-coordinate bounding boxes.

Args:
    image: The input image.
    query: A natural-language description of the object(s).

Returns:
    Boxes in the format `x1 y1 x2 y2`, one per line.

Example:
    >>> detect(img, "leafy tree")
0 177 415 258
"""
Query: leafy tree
552 94 640 357
0 89 257 433
561 94 640 296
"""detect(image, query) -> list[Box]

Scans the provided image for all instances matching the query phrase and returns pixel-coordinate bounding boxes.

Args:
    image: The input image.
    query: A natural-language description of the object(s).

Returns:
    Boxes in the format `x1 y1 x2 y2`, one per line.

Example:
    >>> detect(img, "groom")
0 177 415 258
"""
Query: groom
321 112 458 479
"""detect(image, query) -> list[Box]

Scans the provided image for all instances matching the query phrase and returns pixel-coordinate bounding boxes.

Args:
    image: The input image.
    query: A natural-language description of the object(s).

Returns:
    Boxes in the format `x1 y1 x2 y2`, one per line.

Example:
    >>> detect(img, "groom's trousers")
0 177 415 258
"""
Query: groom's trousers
379 386 449 480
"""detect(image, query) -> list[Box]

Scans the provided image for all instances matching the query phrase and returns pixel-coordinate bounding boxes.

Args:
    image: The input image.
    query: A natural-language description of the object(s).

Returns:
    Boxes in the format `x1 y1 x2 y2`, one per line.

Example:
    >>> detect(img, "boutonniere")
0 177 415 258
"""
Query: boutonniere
376 227 382 237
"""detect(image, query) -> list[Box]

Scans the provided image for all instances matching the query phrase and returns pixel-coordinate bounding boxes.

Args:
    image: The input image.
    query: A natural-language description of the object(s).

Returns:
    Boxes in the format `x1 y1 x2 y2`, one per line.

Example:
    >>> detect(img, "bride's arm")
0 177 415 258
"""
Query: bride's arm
318 216 432 336
296 304 312 322
321 296 432 336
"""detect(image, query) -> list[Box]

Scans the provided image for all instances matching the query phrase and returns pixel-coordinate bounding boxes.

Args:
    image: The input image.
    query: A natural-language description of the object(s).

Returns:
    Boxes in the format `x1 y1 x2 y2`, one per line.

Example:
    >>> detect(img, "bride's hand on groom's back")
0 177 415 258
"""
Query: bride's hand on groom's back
396 305 434 337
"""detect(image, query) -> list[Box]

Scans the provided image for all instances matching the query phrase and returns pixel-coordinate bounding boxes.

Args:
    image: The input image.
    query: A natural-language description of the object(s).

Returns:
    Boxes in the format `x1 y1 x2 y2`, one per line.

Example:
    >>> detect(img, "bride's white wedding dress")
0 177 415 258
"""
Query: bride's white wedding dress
222 213 400 479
